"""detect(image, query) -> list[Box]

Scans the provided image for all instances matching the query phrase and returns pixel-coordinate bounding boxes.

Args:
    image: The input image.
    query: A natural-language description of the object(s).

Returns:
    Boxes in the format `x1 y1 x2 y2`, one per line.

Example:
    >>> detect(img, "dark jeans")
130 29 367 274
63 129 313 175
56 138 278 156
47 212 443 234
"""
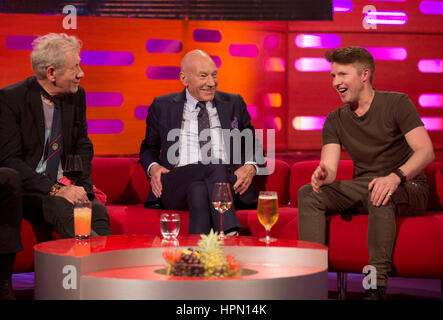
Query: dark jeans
161 163 257 234
23 192 112 240
0 168 22 254
297 174 428 287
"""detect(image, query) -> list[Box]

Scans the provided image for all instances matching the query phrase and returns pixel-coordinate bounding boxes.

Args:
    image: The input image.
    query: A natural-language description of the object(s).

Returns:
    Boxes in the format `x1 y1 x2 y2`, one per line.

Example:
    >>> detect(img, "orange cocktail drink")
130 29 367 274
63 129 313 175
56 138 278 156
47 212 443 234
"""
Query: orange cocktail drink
74 201 92 240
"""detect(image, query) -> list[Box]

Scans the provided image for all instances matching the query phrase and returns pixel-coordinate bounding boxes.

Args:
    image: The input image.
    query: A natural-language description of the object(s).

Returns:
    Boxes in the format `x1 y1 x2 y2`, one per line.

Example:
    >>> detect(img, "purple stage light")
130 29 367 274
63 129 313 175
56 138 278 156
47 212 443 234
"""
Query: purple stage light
146 39 182 53
295 34 341 48
86 92 124 107
146 66 181 80
418 59 443 73
87 119 124 134
229 44 258 58
420 1 443 14
333 0 353 13
81 51 134 66
134 106 149 120
210 55 222 68
292 116 326 131
5 35 37 50
421 117 443 131
364 11 408 25
295 58 331 72
364 47 407 61
419 94 442 108
193 29 222 43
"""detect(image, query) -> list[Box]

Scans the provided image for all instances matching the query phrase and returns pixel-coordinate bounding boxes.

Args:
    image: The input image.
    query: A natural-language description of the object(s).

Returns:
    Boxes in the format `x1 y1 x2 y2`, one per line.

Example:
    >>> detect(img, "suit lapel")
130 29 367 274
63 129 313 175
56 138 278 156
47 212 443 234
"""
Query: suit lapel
169 90 186 130
28 78 45 146
60 96 74 155
214 91 232 130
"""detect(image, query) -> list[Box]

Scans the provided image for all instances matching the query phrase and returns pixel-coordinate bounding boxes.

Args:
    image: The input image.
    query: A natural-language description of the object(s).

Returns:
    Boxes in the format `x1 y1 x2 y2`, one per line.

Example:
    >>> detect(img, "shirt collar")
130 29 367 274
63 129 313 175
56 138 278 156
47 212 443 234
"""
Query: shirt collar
185 89 200 111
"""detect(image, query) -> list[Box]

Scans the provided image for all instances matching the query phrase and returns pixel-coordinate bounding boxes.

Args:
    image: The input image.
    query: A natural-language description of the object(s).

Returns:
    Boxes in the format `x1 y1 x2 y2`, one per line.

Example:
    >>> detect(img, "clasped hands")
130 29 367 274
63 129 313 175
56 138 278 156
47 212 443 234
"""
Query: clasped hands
311 163 401 206
54 185 89 204
149 163 256 198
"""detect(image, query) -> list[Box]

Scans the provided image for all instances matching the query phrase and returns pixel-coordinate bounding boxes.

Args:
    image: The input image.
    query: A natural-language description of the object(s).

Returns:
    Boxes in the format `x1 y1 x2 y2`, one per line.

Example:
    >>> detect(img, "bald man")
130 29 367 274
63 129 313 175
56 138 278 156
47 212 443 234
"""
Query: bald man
140 50 262 235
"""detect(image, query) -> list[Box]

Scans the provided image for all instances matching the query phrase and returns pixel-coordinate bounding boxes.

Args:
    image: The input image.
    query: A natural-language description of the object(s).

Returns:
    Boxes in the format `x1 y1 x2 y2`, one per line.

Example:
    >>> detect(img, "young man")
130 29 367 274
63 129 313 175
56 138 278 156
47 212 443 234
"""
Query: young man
297 47 434 300
0 33 111 240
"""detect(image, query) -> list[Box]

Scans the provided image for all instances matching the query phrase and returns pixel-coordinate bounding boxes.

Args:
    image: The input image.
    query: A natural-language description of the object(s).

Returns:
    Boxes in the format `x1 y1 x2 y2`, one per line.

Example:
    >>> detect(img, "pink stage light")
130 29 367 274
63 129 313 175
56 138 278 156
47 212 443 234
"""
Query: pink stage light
333 0 353 12
294 58 331 72
264 57 285 72
264 93 282 108
264 35 280 50
364 47 407 61
295 34 341 48
247 106 258 119
229 44 258 58
292 116 326 131
419 94 442 108
420 1 443 14
418 59 443 73
364 11 408 25
421 117 443 131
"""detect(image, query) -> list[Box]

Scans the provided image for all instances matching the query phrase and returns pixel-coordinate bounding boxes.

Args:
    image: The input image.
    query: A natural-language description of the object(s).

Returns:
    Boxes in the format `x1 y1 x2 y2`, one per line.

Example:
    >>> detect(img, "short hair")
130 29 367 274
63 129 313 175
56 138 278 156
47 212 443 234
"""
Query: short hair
31 33 82 79
325 47 375 83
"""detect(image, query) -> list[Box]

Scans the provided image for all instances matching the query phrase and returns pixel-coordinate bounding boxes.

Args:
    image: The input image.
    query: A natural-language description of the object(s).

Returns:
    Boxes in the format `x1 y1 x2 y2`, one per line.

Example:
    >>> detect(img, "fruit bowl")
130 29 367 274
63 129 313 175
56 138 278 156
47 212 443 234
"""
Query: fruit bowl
161 230 241 278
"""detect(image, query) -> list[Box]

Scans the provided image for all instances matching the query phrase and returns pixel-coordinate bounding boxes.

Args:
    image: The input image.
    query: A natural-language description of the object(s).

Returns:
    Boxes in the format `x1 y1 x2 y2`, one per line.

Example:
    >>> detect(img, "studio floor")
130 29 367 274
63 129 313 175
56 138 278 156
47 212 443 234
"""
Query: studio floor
11 272 442 300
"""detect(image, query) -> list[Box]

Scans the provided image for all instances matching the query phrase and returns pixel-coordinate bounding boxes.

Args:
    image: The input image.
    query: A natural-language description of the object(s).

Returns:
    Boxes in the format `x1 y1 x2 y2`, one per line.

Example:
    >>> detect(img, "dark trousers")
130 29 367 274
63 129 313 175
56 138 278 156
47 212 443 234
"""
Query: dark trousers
297 174 428 287
161 163 256 234
0 168 23 254
22 192 112 241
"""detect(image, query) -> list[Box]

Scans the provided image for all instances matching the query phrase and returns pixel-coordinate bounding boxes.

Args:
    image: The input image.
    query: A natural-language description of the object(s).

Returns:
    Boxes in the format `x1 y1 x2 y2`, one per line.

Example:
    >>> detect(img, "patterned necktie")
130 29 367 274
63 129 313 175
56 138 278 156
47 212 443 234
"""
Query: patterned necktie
197 101 211 158
44 98 63 182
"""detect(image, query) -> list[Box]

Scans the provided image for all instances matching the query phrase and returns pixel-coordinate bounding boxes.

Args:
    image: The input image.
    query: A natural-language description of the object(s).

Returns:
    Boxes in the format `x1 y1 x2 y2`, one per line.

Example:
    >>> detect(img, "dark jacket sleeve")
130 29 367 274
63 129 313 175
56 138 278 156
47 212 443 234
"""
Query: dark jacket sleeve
139 97 162 178
0 83 54 193
71 87 94 197
235 94 265 167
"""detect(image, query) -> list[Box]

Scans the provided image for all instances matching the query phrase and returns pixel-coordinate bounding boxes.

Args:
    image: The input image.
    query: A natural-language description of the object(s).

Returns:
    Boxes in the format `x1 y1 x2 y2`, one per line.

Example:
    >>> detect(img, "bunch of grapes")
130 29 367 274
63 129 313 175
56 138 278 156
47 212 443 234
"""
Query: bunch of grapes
169 248 205 277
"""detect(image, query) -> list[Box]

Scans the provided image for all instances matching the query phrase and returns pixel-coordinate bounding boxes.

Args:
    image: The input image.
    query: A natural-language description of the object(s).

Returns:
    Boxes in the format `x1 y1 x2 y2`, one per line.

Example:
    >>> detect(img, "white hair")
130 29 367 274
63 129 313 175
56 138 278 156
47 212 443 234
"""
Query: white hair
31 33 82 79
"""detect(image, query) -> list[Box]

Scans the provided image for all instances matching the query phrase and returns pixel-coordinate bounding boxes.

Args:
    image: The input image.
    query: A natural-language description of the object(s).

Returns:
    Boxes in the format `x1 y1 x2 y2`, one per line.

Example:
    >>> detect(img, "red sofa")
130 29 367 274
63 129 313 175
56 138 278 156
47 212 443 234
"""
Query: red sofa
13 157 292 273
286 160 443 298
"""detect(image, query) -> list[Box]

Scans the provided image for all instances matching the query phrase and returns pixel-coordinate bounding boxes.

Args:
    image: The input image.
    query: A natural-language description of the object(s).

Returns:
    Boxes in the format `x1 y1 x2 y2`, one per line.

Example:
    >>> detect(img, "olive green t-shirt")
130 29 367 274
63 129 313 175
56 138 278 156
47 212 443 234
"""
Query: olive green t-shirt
322 90 424 178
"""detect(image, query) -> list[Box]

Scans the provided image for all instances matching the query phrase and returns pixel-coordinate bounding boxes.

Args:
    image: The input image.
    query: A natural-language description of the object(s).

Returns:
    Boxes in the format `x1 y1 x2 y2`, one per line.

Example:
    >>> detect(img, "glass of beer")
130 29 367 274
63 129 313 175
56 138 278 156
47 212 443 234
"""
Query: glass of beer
212 182 233 240
74 199 92 240
257 191 279 243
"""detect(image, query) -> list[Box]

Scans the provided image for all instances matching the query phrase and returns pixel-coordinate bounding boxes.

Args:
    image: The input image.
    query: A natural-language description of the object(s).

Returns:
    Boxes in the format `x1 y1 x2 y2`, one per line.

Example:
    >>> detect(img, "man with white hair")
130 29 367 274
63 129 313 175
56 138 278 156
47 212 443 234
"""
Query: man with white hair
0 33 111 244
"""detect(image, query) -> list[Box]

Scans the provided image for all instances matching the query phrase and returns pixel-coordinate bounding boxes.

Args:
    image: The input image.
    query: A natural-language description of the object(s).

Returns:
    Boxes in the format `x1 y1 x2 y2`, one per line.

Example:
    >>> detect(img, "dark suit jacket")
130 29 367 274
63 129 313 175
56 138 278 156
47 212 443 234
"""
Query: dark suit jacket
0 76 95 197
139 89 262 204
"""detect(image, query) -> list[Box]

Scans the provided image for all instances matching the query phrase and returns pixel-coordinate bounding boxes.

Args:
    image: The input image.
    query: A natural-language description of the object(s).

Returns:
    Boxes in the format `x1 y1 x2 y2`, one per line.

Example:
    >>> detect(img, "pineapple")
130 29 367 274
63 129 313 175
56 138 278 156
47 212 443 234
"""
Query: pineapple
198 229 230 277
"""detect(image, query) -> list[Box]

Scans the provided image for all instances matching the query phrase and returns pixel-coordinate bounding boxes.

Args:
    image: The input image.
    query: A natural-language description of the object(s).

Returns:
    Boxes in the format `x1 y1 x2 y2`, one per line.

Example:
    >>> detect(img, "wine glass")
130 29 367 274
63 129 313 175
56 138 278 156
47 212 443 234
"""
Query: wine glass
257 191 279 243
211 182 233 240
64 154 83 183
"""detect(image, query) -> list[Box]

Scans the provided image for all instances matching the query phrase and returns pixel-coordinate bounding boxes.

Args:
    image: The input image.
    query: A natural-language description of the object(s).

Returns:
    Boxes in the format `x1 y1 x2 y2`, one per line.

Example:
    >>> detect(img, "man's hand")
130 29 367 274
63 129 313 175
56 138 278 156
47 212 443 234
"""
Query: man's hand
233 164 256 195
311 162 328 194
368 173 401 207
149 164 170 198
55 185 88 204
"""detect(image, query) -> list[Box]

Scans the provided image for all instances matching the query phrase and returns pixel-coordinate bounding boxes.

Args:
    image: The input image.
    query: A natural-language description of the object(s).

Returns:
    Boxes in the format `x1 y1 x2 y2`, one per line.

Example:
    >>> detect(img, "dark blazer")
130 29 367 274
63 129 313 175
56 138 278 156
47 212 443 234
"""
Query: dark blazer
0 76 94 196
139 89 261 203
